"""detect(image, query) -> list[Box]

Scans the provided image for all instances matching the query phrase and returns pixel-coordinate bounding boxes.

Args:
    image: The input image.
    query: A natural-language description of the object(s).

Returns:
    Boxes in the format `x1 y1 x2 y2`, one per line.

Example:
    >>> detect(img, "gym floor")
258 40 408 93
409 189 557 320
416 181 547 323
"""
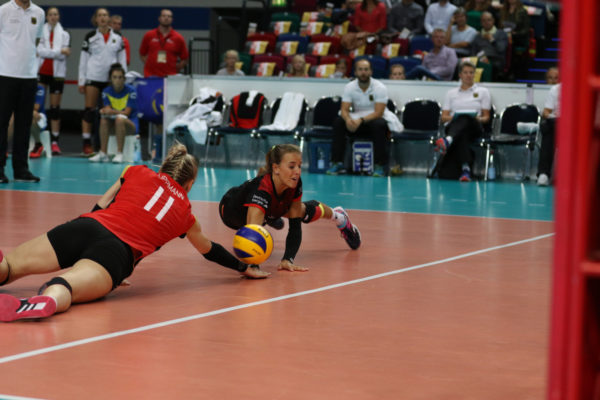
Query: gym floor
0 149 554 399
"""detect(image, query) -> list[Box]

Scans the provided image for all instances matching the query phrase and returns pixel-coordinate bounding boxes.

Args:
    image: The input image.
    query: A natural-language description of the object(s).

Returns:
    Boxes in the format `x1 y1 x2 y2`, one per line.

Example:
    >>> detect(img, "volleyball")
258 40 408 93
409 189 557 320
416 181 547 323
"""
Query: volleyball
233 224 274 264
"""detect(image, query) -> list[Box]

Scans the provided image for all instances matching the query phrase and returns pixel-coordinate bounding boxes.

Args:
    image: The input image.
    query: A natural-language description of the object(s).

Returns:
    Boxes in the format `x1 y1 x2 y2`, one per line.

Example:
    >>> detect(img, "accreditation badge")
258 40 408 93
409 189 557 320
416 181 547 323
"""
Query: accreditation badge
31 17 37 24
157 50 167 64
473 92 479 98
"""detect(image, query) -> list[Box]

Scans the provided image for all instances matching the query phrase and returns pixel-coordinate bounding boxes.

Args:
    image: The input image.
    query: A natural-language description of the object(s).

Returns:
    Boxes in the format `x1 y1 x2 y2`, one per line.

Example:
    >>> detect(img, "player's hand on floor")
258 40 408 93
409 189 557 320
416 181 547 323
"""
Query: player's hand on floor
242 265 271 279
278 259 308 272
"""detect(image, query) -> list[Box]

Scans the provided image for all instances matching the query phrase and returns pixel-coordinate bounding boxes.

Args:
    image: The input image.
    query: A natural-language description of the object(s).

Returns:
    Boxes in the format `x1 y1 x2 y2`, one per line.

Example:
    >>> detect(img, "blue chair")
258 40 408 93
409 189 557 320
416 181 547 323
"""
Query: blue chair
388 56 422 75
353 55 388 79
409 35 433 54
276 33 308 54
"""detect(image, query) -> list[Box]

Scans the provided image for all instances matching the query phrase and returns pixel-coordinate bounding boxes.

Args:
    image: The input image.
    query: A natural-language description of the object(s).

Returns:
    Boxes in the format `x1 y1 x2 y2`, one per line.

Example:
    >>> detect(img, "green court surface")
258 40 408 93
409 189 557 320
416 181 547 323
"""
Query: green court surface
0 157 553 221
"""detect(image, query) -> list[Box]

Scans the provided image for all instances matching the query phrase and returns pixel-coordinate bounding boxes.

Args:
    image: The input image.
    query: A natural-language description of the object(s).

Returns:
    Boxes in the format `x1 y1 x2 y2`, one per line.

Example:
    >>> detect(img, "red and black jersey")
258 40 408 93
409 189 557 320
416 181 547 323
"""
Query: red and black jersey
81 165 196 260
219 173 302 229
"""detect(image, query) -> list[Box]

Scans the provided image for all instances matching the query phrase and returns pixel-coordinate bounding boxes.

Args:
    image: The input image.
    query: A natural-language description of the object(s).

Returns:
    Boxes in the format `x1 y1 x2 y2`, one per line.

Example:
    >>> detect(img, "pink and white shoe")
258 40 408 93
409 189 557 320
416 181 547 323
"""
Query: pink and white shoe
0 294 56 322
333 207 361 250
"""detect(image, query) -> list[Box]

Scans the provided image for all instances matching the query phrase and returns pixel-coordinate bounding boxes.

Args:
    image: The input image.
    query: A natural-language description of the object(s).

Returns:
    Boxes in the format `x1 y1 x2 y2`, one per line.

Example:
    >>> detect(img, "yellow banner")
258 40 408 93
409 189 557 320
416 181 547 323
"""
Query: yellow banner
249 41 268 55
381 43 400 59
333 21 349 36
350 46 365 58
315 64 335 78
280 41 299 56
257 62 276 76
273 21 291 35
302 12 319 23
306 22 323 35
312 42 331 56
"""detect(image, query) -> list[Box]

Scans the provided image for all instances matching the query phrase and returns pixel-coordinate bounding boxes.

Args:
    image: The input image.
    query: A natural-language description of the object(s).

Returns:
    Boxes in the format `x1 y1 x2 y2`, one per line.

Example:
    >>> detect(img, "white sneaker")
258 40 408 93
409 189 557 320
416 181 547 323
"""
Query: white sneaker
89 152 109 163
112 153 124 164
537 173 549 186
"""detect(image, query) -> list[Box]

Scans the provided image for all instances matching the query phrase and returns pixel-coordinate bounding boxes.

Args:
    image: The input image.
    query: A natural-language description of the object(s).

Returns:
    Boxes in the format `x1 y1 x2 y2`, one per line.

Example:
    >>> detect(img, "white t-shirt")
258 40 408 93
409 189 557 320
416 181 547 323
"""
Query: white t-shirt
0 0 44 78
424 2 457 34
443 84 491 117
544 83 560 118
342 77 389 119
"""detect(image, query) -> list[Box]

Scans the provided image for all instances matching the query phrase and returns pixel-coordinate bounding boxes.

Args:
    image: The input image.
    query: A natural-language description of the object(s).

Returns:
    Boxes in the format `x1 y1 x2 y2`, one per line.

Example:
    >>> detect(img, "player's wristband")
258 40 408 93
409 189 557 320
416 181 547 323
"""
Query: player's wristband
203 241 247 272
282 218 302 262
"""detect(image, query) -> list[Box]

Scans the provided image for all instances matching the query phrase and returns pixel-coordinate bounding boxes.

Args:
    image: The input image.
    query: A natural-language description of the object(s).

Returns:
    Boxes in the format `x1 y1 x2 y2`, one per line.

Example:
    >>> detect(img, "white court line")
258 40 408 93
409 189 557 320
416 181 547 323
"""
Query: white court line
0 232 554 366
0 394 44 400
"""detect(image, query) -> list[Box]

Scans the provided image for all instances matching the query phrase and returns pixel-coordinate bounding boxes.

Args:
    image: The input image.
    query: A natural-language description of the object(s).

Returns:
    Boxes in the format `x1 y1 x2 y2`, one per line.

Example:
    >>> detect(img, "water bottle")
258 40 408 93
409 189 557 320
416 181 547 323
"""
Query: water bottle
488 151 496 181
133 135 142 164
317 147 325 170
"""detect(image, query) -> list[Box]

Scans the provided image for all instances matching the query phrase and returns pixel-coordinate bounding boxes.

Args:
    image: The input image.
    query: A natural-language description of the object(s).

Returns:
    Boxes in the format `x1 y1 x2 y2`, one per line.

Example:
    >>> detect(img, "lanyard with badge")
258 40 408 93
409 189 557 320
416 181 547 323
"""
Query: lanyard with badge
157 31 169 64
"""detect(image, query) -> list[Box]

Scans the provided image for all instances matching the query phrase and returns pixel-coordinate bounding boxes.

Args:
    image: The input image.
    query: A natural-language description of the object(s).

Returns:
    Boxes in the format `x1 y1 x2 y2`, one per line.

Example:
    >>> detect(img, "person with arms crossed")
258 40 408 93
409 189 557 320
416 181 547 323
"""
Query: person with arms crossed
78 7 127 155
219 144 361 273
0 143 269 322
36 6 70 155
537 71 560 186
0 0 45 183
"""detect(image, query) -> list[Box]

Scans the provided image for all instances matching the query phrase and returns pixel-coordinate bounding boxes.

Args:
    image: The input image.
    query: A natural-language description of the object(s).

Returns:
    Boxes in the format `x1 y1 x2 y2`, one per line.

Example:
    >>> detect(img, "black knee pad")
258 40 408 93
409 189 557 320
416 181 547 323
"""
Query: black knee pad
302 200 321 224
47 106 60 121
82 107 96 123
38 276 73 295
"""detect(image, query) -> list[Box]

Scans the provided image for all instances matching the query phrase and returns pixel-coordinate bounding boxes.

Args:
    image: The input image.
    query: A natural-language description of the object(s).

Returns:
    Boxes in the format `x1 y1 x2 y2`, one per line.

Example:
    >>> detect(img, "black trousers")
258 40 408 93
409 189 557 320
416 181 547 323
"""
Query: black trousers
331 116 389 166
537 118 556 176
438 115 483 180
0 76 37 173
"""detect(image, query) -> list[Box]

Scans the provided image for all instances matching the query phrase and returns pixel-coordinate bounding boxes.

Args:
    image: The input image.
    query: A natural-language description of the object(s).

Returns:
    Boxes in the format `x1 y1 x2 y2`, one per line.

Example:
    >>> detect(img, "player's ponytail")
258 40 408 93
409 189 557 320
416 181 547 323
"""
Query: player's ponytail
257 144 302 176
159 142 199 187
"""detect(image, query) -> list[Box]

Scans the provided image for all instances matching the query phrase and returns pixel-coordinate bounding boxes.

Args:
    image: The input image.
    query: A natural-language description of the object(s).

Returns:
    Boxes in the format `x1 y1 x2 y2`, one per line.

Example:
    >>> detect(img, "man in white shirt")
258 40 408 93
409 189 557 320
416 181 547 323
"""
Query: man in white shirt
537 80 560 186
326 59 389 177
0 0 44 183
424 0 457 34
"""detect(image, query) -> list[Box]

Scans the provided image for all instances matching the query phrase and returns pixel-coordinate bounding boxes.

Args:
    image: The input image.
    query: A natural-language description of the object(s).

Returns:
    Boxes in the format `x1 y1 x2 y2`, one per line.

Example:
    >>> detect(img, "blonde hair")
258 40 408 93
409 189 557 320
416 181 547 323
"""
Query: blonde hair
159 143 199 187
258 144 301 176
91 8 109 27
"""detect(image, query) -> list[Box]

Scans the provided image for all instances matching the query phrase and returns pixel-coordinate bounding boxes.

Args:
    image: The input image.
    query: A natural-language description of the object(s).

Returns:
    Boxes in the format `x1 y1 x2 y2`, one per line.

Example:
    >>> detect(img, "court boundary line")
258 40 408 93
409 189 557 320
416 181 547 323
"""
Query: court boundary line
0 232 554 366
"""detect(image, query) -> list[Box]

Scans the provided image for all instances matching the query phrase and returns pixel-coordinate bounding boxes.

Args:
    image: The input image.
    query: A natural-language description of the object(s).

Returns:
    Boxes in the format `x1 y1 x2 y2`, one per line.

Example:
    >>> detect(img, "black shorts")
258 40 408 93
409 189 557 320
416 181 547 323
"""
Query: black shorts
47 217 134 289
38 74 65 94
85 80 109 91
219 190 247 230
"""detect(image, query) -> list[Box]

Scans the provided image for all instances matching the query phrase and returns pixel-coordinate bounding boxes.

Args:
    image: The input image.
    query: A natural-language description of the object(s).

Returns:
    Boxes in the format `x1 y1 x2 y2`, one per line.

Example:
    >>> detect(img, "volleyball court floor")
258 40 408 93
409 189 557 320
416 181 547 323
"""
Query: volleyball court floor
0 158 554 400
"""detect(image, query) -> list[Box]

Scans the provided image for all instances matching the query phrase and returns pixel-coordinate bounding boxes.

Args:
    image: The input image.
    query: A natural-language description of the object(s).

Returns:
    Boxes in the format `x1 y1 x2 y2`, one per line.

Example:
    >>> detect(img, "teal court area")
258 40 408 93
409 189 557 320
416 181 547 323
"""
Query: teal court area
0 157 553 221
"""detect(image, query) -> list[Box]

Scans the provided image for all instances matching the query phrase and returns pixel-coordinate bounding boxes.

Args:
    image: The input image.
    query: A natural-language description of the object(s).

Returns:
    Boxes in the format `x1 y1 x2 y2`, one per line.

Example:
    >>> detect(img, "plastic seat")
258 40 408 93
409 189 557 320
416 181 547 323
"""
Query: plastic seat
388 56 422 75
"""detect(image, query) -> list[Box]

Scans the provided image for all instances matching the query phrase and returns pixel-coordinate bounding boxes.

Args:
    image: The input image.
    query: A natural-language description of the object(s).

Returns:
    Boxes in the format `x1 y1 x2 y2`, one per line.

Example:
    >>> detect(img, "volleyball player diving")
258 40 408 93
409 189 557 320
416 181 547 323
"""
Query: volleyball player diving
0 143 269 322
219 144 361 272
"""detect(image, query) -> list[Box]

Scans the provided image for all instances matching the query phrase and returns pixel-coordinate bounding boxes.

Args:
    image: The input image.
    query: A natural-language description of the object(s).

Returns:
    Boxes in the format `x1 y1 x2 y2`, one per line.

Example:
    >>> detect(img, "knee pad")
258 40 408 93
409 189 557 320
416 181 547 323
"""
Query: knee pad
82 107 96 123
38 276 73 296
301 200 324 224
47 106 60 121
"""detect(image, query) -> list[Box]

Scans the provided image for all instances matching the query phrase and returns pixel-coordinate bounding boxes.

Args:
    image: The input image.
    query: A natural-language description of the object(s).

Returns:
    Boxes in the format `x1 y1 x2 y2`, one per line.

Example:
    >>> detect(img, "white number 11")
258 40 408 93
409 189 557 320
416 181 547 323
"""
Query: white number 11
144 187 174 221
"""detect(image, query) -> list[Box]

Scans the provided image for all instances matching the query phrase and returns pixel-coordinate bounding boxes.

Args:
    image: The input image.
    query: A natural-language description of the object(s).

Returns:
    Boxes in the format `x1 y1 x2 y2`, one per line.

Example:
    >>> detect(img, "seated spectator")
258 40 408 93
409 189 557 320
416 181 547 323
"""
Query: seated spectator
464 0 498 30
89 64 138 164
406 28 458 81
434 61 491 181
217 50 245 76
330 58 349 78
537 70 560 186
388 63 406 79
545 66 559 85
353 0 387 34
387 0 424 36
499 0 530 79
286 54 309 77
470 11 508 81
446 8 478 57
327 59 390 177
424 0 457 34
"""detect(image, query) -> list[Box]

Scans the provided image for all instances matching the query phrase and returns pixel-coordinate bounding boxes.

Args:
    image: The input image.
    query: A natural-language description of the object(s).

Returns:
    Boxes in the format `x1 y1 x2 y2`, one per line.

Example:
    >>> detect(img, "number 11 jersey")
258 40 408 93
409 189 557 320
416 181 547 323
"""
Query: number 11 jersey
82 165 196 260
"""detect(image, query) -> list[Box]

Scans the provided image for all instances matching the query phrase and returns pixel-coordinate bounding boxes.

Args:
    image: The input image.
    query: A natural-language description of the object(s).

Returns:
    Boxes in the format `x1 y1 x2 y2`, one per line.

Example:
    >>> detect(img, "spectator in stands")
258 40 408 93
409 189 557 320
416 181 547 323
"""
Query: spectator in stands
545 66 559 85
216 50 245 76
445 8 477 57
36 6 70 156
352 0 387 34
405 28 457 81
327 59 389 177
470 11 508 81
110 15 130 66
0 0 44 183
139 9 189 78
537 71 560 186
499 0 530 79
330 58 349 78
424 0 457 34
388 63 406 79
286 54 309 77
78 8 127 155
434 61 491 181
464 0 498 29
387 0 425 36
89 64 138 164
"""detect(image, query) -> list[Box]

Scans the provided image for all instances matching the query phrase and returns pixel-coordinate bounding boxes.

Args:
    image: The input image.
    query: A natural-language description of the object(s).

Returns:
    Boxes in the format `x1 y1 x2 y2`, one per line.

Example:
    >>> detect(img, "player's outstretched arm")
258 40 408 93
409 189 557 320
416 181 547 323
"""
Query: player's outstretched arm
187 220 270 278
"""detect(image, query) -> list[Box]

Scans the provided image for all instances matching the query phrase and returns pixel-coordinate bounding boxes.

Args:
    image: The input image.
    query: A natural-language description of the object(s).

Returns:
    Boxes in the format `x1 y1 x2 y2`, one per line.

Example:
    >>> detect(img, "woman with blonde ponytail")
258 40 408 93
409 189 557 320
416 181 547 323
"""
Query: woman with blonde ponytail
0 143 268 322
219 144 361 272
